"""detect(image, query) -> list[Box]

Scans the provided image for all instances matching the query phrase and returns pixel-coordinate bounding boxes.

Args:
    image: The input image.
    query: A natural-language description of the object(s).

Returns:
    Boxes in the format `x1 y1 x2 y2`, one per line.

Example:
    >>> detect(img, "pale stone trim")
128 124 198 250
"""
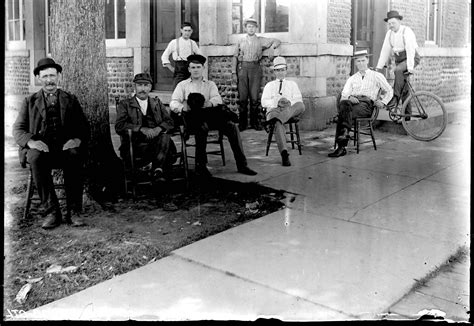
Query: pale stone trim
5 50 30 57
418 47 471 57
201 44 353 57
106 47 134 57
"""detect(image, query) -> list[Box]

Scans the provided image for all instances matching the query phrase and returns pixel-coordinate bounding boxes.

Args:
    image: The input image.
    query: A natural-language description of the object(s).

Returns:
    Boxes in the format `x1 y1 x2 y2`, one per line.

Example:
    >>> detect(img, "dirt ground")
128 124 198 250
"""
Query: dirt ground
3 135 286 315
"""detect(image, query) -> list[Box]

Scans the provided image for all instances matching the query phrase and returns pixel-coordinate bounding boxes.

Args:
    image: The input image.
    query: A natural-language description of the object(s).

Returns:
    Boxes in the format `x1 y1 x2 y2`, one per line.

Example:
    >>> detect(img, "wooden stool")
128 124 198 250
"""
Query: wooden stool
265 117 302 156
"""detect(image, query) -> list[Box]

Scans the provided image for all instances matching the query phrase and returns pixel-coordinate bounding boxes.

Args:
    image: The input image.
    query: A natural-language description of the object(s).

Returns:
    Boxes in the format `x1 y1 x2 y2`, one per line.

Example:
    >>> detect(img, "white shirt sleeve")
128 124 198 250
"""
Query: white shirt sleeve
208 82 223 107
341 76 354 100
170 81 185 113
375 72 394 105
404 26 418 71
261 82 276 109
191 40 202 55
288 81 303 106
376 31 392 69
161 40 176 66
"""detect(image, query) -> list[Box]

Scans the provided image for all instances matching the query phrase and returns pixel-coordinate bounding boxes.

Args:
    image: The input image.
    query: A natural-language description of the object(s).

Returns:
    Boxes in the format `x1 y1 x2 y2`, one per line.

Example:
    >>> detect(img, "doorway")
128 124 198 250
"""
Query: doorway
151 0 199 91
351 0 387 73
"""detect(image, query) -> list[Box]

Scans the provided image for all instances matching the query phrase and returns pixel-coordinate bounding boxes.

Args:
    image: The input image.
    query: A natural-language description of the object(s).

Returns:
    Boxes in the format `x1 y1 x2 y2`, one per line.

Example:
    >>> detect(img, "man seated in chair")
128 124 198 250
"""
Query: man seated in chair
329 50 393 157
13 58 89 229
261 56 305 166
170 54 257 177
115 73 176 186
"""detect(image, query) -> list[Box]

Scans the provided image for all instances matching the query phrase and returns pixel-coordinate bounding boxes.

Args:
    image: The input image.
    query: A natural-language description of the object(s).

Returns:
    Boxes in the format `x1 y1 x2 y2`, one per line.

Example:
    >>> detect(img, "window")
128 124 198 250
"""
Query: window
232 0 289 34
6 0 25 42
426 0 441 44
105 0 126 39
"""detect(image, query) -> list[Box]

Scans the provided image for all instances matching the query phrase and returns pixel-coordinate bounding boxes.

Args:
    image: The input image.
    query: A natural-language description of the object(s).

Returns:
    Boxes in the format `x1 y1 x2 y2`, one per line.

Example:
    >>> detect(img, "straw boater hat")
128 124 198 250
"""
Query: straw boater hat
384 10 403 22
244 18 258 27
33 57 62 76
272 56 287 69
352 49 372 59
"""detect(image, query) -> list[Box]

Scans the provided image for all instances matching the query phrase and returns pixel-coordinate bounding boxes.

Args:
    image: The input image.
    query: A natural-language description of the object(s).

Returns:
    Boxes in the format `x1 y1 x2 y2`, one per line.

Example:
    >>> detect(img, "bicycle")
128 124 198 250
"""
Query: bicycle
387 73 447 141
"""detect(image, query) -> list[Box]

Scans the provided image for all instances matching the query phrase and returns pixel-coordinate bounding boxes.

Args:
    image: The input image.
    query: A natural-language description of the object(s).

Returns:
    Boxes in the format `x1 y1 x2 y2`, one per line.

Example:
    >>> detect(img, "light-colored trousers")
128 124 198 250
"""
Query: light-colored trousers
266 101 305 153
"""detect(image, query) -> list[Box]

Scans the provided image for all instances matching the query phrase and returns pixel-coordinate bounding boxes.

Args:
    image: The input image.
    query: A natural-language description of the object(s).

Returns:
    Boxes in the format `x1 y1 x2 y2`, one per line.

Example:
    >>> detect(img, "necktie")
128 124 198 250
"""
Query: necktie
278 79 283 95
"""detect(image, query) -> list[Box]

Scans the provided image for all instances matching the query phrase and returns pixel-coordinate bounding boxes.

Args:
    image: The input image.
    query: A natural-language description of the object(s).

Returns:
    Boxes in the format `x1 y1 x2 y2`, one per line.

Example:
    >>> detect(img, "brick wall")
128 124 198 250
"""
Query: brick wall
410 56 471 103
327 0 352 44
5 56 30 95
326 56 352 96
106 57 134 106
390 0 427 45
441 1 469 47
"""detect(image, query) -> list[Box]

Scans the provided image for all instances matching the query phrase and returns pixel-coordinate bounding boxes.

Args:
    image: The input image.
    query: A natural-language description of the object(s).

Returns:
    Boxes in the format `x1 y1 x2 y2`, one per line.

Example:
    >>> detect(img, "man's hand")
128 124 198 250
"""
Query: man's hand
181 100 190 112
149 127 163 138
62 138 81 150
140 127 155 139
165 64 175 74
203 100 213 108
267 47 275 61
349 96 360 104
27 139 49 152
277 97 291 108
374 100 385 110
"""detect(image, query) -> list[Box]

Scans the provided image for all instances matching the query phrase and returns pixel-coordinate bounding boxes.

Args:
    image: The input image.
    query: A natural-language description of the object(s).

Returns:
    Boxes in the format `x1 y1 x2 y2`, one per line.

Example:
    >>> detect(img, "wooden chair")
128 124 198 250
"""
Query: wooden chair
23 164 67 220
265 116 302 156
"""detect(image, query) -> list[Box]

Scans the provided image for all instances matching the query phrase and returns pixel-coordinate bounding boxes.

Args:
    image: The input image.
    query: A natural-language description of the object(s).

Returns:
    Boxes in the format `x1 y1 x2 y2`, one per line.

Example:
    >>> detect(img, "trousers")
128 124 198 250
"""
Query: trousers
336 97 373 147
237 61 262 129
266 102 305 153
173 61 190 90
27 147 84 215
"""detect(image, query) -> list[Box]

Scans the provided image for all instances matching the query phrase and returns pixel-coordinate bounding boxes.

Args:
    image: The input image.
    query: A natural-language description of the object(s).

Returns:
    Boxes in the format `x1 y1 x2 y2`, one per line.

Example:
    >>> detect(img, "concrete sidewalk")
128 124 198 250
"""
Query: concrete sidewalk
15 100 470 321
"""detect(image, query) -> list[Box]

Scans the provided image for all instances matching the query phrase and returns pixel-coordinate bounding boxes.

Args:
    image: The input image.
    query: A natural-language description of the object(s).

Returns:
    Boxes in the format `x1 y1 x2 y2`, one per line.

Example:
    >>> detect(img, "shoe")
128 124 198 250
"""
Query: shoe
281 150 291 166
64 211 86 227
404 116 411 121
41 212 62 229
163 202 178 211
195 165 212 178
328 147 347 158
387 95 398 110
237 166 258 175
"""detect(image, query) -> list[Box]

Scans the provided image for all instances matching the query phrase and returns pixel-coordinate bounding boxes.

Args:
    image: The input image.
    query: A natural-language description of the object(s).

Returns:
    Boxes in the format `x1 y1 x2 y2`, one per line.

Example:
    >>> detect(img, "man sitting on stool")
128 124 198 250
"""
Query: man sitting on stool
329 50 393 157
261 56 305 166
13 57 90 229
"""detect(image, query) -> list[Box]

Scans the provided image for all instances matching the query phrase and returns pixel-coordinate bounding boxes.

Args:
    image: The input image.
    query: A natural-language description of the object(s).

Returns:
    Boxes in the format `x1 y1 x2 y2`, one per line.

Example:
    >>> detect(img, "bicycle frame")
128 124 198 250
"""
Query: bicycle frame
388 75 428 120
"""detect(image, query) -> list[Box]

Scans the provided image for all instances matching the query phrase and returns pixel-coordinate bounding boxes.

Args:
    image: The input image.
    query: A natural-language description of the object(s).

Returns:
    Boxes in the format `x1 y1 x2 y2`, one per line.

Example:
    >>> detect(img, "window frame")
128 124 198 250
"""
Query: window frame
231 0 290 35
105 0 126 47
6 0 26 50
425 0 442 46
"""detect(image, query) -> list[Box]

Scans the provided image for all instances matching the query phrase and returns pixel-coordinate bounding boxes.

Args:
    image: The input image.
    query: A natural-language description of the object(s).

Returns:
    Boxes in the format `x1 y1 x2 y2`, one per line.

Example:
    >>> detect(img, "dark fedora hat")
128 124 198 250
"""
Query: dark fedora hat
33 57 63 76
187 54 206 65
384 10 403 22
133 72 153 84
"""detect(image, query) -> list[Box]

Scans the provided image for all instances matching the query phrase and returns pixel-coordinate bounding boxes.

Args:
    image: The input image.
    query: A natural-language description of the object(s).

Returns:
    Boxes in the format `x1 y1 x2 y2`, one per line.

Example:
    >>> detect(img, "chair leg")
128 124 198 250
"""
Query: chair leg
265 124 274 156
180 125 190 190
218 131 226 166
356 121 360 154
289 123 295 149
369 121 377 151
295 123 302 155
23 171 34 220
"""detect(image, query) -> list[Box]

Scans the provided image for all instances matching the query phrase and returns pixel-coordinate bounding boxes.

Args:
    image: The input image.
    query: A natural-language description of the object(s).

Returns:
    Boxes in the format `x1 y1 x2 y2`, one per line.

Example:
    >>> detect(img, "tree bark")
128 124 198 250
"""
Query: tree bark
50 0 123 203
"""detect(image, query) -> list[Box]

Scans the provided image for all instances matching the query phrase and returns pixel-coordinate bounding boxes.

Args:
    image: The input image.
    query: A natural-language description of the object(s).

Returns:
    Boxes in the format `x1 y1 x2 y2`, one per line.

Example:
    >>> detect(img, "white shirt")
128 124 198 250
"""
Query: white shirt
376 25 419 71
136 97 148 115
170 78 223 113
261 78 303 109
341 69 394 105
161 37 202 65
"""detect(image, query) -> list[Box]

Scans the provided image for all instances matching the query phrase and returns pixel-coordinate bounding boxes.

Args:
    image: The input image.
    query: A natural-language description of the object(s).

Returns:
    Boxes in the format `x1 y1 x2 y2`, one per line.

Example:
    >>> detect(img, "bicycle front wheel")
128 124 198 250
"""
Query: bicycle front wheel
402 91 447 141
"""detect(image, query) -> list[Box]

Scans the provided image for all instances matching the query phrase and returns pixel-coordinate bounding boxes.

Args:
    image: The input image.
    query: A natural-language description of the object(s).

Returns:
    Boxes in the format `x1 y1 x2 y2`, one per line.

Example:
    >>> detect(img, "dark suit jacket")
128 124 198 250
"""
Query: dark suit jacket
13 89 90 149
115 96 174 135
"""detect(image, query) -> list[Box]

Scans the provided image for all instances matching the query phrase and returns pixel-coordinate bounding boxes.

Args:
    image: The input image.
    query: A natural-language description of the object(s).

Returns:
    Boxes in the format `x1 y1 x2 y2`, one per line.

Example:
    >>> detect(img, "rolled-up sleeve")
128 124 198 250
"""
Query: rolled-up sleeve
208 82 223 107
170 82 185 113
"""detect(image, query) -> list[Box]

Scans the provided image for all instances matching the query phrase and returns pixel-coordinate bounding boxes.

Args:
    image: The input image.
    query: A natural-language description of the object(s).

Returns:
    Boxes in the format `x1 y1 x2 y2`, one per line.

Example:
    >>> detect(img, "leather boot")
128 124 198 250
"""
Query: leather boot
328 146 347 158
42 211 62 229
281 150 291 166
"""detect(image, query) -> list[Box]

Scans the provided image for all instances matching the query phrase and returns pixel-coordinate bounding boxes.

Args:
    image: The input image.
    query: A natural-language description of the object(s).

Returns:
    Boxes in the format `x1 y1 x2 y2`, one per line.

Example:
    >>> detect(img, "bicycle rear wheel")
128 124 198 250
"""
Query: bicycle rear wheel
402 91 447 141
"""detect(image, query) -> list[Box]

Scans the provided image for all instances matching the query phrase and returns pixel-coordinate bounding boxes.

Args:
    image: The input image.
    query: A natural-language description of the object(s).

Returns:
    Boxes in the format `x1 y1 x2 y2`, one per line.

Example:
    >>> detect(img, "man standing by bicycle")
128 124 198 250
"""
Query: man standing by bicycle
329 50 393 158
376 10 420 115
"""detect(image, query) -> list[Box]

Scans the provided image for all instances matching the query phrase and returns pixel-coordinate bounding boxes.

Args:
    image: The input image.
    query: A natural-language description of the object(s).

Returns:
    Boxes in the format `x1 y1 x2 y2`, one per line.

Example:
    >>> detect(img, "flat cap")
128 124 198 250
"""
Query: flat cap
187 54 206 65
133 73 153 84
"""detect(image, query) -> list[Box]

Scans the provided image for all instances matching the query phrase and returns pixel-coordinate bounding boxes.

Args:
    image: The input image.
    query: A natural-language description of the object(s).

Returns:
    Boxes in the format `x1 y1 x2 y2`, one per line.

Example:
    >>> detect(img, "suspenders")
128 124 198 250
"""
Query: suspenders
175 38 195 61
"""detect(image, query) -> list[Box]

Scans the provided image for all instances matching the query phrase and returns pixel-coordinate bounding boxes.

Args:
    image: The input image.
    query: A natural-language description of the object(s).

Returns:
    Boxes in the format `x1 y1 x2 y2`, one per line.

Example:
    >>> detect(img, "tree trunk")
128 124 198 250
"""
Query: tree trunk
50 0 124 204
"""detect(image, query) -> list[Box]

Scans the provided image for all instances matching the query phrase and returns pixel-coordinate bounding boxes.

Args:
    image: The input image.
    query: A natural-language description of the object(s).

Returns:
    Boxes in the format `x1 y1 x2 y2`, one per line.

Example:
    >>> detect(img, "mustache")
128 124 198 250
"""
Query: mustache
46 82 56 86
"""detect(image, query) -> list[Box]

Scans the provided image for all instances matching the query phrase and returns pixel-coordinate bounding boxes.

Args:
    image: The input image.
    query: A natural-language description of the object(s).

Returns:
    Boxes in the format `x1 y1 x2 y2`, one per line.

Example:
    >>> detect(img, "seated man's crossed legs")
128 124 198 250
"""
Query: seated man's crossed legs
329 97 373 157
264 101 305 166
